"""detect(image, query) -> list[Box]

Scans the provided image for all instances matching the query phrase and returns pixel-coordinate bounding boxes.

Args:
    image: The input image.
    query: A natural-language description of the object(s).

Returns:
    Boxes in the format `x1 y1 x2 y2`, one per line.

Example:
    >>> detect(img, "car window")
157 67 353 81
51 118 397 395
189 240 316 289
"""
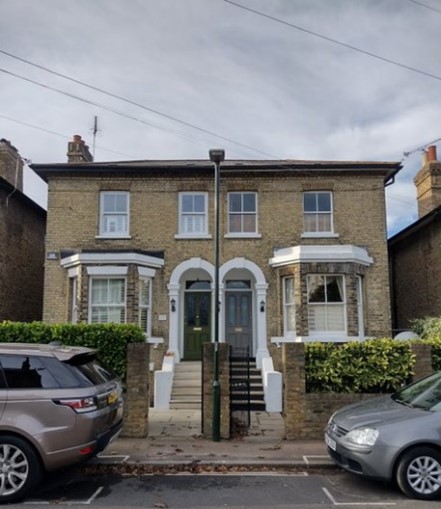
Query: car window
0 355 59 389
39 357 83 388
393 371 441 411
65 354 116 386
73 360 115 385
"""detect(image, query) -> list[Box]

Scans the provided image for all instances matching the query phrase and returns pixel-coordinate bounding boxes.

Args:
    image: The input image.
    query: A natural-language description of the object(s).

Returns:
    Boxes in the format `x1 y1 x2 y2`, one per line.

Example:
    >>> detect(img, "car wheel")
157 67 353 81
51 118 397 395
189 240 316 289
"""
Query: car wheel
396 446 441 500
0 435 42 503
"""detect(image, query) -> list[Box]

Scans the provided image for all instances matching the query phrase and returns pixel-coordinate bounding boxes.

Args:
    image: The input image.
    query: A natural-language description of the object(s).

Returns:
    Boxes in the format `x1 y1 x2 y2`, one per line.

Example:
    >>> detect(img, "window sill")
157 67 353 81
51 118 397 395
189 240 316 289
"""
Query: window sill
95 235 131 239
145 336 164 345
224 233 262 239
174 234 212 240
302 335 356 342
301 232 339 239
271 336 301 344
271 335 362 343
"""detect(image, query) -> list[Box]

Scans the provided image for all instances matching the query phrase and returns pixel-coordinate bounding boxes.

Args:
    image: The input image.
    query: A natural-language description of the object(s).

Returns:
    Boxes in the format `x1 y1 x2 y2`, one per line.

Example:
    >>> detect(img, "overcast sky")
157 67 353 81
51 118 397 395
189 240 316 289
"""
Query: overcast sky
1 0 440 236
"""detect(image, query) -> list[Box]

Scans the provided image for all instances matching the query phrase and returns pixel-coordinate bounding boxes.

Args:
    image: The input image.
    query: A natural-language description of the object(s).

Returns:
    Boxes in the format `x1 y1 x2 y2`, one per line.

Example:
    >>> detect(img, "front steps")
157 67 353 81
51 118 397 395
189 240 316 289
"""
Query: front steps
170 361 202 410
169 359 266 411
230 358 266 411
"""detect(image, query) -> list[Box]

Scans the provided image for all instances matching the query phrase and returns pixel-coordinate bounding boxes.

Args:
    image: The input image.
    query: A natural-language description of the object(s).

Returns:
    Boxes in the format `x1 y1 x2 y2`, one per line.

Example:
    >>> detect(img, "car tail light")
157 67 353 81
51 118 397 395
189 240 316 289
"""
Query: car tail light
53 397 97 413
80 446 94 455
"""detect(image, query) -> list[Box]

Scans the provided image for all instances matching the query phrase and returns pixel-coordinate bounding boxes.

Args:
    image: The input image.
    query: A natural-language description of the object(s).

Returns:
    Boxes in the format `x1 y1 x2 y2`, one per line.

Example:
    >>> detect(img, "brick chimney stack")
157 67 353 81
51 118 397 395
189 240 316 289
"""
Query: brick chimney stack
67 135 93 163
0 138 24 192
414 145 441 218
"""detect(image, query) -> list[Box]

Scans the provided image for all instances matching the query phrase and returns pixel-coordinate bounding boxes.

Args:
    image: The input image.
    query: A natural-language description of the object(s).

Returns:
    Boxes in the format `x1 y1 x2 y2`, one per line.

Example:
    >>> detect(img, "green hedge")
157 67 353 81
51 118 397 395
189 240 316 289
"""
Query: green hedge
305 339 415 393
0 321 145 380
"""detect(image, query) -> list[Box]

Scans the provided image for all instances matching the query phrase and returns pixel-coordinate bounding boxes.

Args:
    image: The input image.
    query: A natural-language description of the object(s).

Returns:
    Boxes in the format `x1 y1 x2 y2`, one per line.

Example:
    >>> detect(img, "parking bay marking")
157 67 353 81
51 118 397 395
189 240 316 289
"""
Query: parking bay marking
322 487 396 506
25 486 104 506
95 454 130 463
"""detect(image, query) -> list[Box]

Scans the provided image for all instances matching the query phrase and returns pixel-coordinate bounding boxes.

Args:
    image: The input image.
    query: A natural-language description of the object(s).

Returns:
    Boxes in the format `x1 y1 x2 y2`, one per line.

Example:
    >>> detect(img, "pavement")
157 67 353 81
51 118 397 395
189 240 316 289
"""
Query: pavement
89 409 334 473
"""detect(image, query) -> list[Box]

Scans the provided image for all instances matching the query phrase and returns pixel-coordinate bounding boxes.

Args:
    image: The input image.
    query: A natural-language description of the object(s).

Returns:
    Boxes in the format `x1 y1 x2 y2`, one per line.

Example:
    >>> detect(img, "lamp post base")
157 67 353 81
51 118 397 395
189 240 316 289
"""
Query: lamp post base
212 380 221 441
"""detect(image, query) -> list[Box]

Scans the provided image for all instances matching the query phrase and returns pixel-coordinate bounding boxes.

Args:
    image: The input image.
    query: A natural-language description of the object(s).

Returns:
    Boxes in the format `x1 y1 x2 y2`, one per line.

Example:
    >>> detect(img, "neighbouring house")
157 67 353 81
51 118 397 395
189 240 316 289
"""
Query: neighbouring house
32 135 400 408
389 145 441 331
0 138 46 321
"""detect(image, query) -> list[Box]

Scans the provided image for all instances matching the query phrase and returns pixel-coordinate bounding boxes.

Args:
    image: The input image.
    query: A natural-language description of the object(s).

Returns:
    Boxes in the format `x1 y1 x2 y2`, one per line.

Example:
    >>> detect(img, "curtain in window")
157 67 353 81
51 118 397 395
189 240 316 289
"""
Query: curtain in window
307 275 345 333
181 194 206 234
101 192 128 235
283 276 296 333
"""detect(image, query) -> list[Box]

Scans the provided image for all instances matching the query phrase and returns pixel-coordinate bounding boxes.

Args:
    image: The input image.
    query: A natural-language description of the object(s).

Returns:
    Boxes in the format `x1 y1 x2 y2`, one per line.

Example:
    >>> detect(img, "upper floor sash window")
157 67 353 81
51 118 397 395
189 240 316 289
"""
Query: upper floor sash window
179 192 208 236
100 191 130 237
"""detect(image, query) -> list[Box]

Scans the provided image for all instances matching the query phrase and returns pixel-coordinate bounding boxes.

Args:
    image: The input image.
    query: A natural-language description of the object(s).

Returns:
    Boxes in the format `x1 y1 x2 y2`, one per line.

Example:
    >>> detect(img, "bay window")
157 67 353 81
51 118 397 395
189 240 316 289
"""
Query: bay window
283 276 296 336
90 278 126 324
307 275 345 334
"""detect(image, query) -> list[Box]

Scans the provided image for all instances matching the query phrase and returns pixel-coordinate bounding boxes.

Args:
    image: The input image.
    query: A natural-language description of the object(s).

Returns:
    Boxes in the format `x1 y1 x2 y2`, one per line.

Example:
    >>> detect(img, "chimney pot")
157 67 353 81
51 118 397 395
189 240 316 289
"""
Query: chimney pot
428 145 437 162
422 150 428 165
67 134 93 163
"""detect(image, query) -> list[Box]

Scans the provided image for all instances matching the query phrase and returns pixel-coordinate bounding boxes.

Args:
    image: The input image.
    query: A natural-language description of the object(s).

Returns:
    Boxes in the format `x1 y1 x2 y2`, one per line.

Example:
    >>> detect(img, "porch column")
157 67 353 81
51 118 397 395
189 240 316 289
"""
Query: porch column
255 282 269 368
167 283 180 361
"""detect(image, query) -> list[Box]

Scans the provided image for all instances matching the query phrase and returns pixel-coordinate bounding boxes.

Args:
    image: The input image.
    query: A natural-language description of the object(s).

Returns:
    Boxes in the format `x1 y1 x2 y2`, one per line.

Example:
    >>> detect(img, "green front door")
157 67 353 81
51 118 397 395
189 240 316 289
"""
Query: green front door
184 292 211 360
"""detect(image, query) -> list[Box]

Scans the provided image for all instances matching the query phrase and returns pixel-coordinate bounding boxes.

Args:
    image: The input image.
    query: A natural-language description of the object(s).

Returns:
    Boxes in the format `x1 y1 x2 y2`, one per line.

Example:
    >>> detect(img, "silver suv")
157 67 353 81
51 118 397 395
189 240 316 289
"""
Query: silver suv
0 343 123 503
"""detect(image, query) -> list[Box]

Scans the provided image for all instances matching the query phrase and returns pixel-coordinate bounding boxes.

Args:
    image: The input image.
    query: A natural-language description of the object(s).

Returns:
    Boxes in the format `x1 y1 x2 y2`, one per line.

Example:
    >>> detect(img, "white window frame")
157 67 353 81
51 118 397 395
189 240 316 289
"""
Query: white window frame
139 277 152 337
356 275 365 339
226 192 260 238
282 276 296 337
68 267 80 324
302 191 336 238
307 274 346 336
98 191 130 238
71 277 78 324
176 192 209 238
89 277 127 324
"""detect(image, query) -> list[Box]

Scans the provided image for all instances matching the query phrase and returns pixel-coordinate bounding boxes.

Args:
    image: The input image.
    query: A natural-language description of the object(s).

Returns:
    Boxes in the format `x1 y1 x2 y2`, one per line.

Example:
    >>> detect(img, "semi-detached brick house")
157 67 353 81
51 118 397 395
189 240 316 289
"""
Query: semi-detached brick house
389 145 441 330
0 139 46 322
32 136 400 377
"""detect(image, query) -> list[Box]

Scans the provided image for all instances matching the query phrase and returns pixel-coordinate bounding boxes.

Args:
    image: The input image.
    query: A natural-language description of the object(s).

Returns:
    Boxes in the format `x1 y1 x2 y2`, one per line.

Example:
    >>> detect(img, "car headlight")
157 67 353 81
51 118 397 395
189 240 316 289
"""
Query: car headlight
345 428 379 446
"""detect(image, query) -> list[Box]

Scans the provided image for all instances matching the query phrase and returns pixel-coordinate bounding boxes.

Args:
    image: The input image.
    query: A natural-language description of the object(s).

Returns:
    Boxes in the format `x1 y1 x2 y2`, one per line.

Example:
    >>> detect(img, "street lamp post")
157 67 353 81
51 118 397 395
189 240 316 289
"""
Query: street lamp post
209 148 225 442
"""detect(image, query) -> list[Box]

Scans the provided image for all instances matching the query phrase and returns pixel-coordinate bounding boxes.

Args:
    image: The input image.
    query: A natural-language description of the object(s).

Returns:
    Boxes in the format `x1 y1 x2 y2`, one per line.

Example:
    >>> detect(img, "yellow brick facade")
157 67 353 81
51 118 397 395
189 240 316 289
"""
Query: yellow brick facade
36 160 397 362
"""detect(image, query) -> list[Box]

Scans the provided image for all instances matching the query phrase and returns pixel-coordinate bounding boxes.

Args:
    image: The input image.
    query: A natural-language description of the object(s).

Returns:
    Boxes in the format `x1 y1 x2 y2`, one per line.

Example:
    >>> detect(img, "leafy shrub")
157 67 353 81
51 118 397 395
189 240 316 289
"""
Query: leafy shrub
411 317 441 339
305 339 415 393
0 321 145 380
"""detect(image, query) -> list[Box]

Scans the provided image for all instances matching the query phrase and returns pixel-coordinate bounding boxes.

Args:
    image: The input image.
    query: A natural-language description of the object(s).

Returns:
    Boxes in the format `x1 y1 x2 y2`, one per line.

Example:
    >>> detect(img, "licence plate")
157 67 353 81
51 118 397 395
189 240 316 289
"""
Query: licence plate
325 433 336 451
107 391 118 405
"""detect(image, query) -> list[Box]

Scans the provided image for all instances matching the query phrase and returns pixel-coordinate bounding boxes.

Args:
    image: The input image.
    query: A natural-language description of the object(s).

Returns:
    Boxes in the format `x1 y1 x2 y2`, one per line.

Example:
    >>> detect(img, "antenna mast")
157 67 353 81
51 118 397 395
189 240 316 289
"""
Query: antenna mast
92 116 99 159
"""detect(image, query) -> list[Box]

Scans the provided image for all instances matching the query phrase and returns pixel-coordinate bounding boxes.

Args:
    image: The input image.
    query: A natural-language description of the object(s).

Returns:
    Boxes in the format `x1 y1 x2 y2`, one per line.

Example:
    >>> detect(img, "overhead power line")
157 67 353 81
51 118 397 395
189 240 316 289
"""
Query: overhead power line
403 136 441 157
406 0 441 14
0 114 136 159
0 49 276 159
0 67 250 154
223 0 441 82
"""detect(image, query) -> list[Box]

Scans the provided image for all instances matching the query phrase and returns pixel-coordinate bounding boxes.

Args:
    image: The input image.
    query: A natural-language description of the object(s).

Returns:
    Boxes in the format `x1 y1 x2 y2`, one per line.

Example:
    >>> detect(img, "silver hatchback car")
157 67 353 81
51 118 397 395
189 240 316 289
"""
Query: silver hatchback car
0 343 123 503
325 371 441 500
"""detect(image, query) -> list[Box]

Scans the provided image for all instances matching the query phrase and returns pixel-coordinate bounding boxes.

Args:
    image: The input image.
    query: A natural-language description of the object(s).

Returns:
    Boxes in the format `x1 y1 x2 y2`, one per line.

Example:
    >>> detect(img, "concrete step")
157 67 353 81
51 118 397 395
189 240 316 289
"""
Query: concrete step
170 401 201 410
171 361 202 410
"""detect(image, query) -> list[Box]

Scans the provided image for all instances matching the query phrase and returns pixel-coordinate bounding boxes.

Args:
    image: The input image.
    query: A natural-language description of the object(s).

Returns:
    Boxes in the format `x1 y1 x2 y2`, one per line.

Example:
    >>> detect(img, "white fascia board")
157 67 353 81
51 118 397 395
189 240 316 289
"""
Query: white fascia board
87 266 128 276
138 266 156 278
61 252 164 269
269 245 373 268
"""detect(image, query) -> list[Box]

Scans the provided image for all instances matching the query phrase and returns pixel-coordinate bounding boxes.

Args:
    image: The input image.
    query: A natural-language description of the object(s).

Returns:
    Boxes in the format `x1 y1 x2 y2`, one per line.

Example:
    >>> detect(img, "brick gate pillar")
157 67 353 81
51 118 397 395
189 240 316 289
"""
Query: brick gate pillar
122 342 150 438
411 343 433 380
282 343 306 440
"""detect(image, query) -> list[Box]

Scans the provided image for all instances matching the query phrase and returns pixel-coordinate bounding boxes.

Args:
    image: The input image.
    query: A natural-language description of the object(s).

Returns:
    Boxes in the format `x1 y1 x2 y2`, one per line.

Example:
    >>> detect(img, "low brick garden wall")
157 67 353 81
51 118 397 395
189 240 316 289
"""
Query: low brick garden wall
282 342 433 440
